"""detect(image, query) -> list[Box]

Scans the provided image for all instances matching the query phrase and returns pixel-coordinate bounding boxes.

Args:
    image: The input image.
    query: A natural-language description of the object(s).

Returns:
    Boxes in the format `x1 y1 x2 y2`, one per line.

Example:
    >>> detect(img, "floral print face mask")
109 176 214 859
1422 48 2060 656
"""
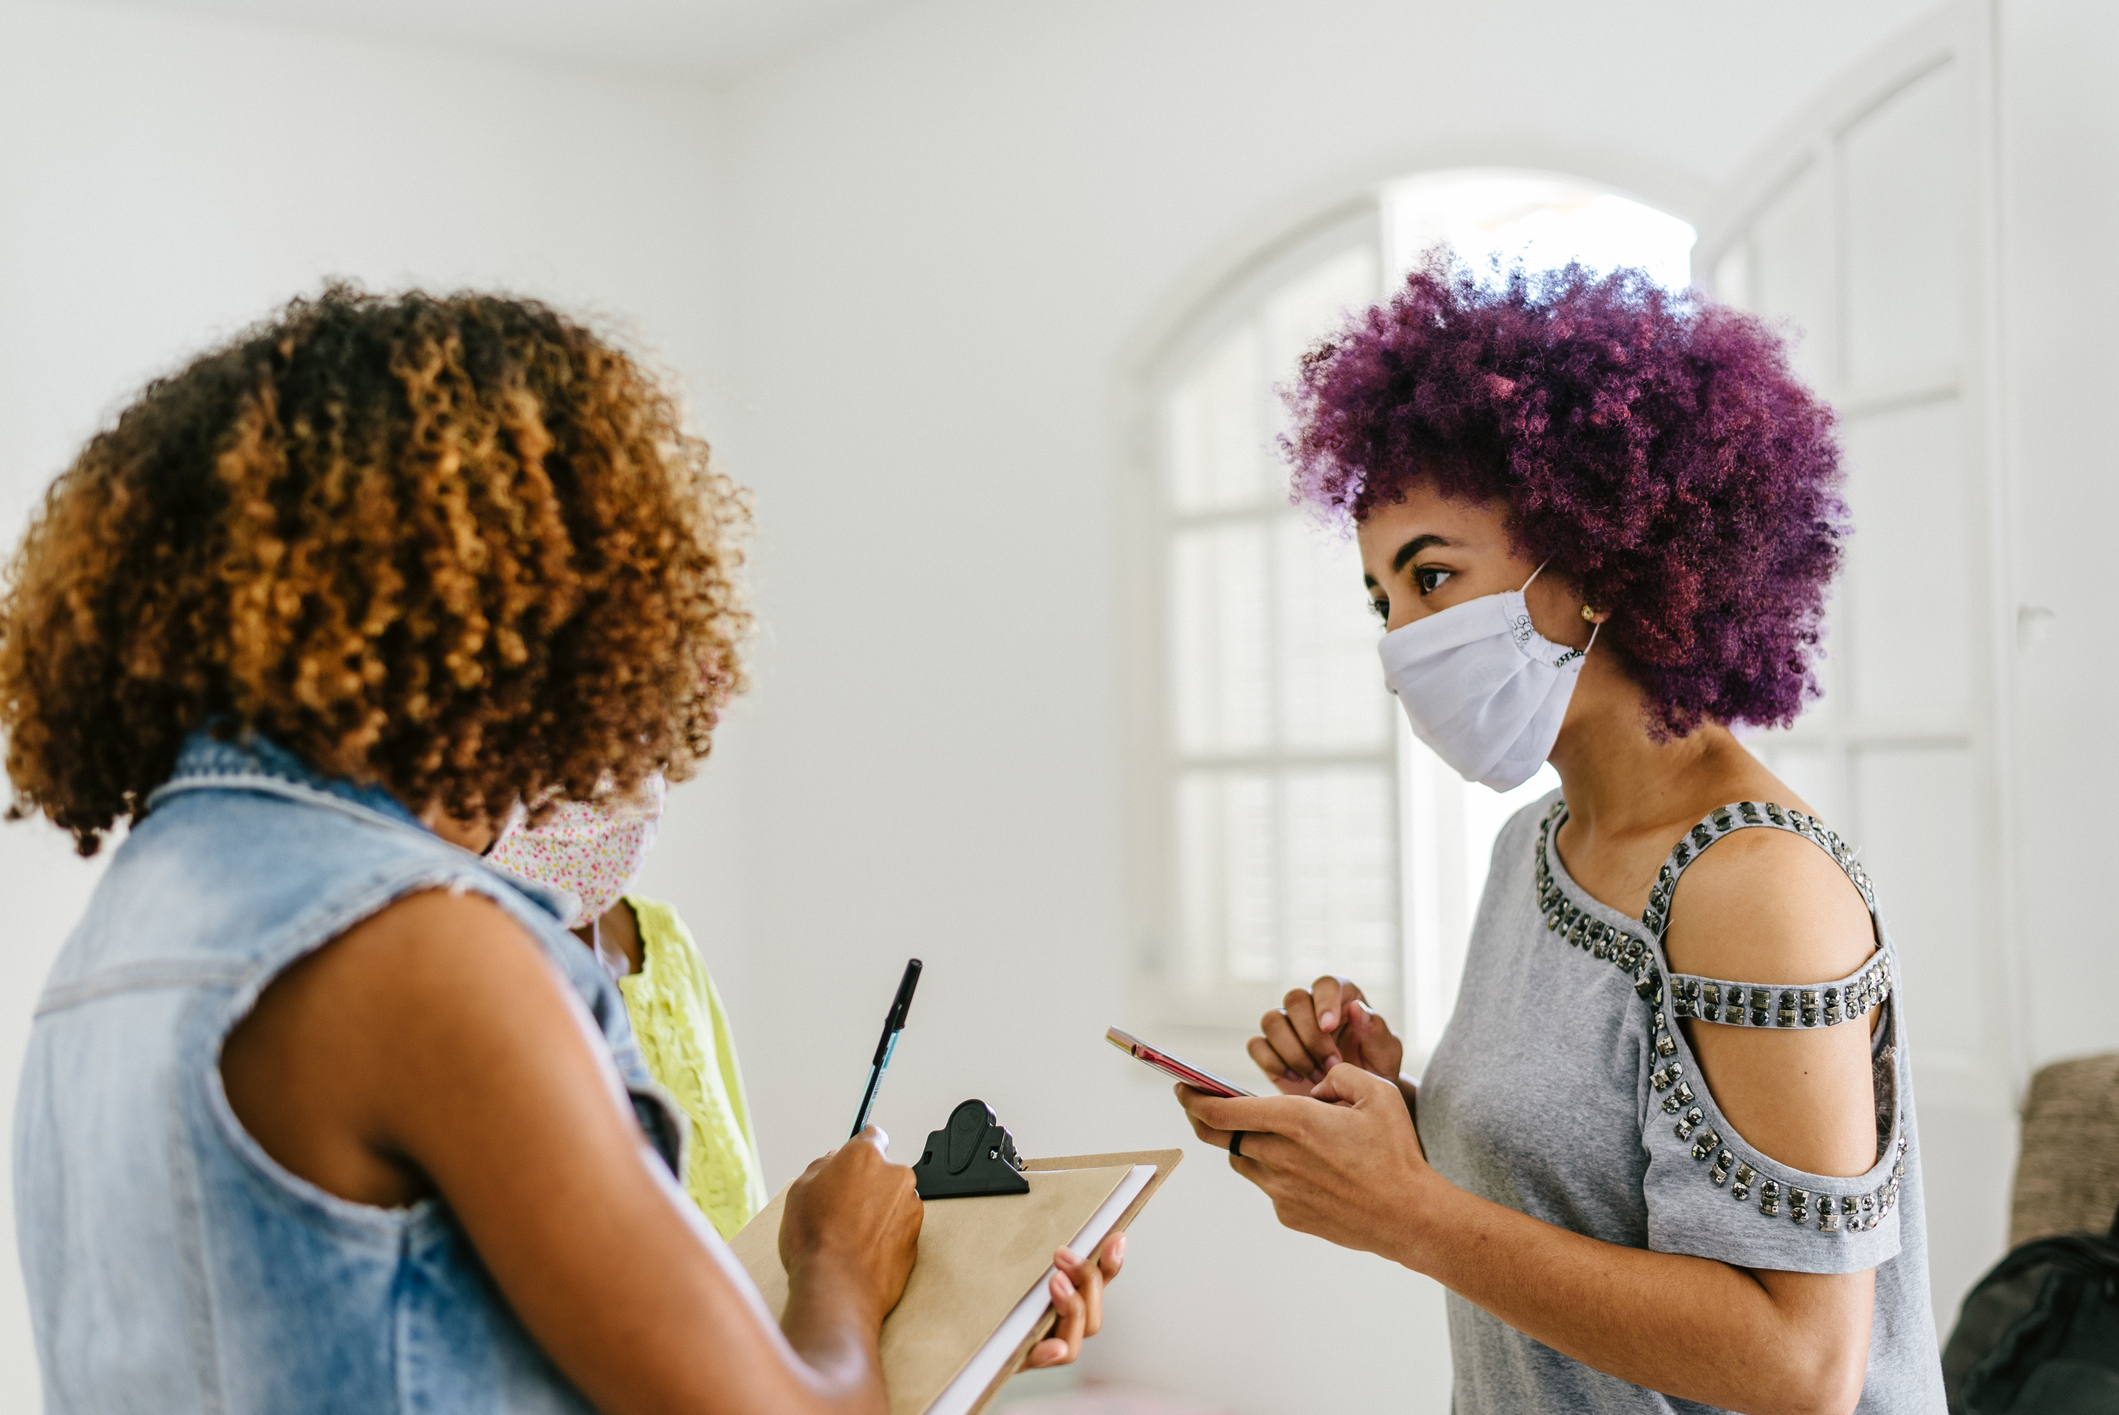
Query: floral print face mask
485 774 666 928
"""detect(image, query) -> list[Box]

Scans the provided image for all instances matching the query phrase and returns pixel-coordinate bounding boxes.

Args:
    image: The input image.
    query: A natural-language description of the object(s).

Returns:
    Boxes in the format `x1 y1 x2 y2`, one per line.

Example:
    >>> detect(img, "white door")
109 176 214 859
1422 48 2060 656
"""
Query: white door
1695 1 2016 1332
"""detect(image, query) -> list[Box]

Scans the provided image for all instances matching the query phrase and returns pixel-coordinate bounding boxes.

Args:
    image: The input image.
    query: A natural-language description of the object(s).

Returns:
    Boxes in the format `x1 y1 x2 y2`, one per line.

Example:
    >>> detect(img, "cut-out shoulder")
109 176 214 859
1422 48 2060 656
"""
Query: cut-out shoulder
1649 810 1885 1182
1528 797 1908 1188
1526 799 1889 1032
1662 825 1877 990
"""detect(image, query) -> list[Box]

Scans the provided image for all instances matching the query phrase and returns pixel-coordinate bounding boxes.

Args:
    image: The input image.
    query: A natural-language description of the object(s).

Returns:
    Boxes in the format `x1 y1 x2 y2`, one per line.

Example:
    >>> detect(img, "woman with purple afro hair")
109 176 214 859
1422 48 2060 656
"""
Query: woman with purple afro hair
1177 262 1942 1415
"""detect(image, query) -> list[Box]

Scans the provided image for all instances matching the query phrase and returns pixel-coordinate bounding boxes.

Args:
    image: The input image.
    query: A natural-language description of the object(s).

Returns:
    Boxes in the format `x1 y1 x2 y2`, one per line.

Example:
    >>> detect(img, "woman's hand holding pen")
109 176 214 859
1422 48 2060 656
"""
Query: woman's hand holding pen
823 958 1123 1373
780 1125 1125 1372
779 1126 923 1325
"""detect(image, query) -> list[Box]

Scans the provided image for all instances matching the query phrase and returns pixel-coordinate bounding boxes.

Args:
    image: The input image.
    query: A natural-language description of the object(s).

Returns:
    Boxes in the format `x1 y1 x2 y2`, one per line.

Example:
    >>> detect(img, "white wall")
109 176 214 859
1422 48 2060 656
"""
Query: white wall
1996 6 2119 1075
0 4 728 1405
702 4 1940 1409
9 2 2106 1413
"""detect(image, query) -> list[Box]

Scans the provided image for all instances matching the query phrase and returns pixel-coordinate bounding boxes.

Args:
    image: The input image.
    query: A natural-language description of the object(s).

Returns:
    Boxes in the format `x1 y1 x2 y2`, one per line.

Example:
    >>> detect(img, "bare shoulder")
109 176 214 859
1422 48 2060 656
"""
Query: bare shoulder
1662 825 1876 986
320 887 570 997
1662 822 1884 1178
242 885 606 1087
221 888 600 1207
237 888 580 1048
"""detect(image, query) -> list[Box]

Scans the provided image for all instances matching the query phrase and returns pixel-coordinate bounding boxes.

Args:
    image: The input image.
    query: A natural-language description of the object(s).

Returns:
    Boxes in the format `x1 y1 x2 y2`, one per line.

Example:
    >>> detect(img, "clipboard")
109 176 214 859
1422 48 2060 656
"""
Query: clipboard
728 1148 1182 1415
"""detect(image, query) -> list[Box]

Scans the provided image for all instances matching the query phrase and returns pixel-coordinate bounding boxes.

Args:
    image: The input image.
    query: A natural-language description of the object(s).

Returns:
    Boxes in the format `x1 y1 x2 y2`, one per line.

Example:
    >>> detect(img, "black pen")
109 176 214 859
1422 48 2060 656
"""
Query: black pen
850 959 922 1139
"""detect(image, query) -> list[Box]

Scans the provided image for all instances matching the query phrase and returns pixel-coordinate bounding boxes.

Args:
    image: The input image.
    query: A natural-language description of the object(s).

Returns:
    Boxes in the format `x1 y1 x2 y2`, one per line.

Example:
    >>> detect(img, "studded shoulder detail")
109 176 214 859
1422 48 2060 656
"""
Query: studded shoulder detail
1533 799 1891 1032
1641 984 1908 1235
1641 799 1877 935
1640 799 1889 1031
1531 798 1909 1238
1531 807 1666 1005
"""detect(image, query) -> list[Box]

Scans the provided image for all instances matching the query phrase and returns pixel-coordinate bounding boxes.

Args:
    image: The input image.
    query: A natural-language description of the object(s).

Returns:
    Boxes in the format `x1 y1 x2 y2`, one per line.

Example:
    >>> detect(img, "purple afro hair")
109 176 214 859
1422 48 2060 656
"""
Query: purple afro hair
1284 257 1846 736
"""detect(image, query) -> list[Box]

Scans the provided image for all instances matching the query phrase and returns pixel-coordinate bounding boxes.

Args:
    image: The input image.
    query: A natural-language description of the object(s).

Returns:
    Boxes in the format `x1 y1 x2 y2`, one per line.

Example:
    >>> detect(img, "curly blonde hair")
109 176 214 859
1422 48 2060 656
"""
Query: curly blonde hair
0 284 750 854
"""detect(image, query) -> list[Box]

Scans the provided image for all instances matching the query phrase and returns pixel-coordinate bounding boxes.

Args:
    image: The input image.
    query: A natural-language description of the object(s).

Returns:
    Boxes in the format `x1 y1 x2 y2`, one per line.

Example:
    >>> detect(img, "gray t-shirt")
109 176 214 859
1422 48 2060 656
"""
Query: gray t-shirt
1420 793 1944 1413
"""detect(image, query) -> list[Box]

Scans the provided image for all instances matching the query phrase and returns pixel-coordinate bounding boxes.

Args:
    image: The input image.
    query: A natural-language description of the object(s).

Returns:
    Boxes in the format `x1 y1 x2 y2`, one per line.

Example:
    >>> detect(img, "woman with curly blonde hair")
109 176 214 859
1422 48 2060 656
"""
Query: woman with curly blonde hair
1 286 1111 1414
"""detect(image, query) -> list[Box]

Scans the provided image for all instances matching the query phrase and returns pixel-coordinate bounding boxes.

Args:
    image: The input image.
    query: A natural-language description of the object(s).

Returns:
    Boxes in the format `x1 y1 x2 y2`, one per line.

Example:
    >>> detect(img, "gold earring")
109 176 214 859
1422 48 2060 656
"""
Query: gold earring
1580 604 1597 621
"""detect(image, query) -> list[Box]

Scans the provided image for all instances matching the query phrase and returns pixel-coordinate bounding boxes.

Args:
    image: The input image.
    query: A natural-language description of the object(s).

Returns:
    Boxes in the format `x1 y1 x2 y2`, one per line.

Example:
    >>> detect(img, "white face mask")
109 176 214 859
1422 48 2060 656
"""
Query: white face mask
1377 564 1594 792
484 774 666 928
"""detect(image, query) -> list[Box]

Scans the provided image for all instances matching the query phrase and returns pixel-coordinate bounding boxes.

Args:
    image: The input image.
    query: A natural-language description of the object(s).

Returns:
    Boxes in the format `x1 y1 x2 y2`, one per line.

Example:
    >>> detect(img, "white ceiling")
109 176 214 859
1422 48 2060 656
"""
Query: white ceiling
62 0 901 77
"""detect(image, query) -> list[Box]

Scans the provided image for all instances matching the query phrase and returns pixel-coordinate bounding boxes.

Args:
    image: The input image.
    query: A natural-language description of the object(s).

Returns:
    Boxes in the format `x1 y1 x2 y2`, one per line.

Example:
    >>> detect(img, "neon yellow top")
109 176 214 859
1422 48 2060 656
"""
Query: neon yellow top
617 897 768 1239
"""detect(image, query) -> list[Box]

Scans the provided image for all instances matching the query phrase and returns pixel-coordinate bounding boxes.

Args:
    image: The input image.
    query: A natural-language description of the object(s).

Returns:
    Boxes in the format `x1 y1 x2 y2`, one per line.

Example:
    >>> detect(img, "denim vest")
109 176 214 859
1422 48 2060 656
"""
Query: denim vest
14 731 682 1413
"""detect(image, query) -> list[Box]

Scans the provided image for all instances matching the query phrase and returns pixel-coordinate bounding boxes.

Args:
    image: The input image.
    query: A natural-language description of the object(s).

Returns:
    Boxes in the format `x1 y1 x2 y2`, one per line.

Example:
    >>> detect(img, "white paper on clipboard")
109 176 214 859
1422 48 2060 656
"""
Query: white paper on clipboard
926 1163 1157 1415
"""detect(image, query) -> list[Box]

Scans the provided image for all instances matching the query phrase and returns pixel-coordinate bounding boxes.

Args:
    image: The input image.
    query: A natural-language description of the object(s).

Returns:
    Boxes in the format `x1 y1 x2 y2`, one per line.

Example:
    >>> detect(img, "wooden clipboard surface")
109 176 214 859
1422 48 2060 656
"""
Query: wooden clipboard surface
728 1148 1180 1415
961 1149 1182 1414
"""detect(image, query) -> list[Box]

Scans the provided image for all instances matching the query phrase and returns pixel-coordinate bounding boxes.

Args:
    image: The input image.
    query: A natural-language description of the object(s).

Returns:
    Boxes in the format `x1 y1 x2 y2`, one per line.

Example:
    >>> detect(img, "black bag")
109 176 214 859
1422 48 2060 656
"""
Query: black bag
1942 1203 2119 1413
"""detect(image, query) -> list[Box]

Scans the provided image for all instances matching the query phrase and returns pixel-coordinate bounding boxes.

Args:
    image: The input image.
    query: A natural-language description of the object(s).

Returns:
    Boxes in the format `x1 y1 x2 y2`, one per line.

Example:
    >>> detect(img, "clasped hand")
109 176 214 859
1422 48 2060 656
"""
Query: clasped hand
1176 977 1435 1263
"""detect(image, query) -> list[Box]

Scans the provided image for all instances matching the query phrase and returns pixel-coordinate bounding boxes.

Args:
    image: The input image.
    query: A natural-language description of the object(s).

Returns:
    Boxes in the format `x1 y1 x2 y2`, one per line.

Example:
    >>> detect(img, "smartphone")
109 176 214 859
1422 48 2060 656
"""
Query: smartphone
1106 1025 1254 1098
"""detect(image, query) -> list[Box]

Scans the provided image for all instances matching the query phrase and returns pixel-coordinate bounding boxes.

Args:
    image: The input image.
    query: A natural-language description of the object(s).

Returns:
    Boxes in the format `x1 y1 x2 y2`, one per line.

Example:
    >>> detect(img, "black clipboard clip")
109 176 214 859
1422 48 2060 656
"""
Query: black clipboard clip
912 1099 1030 1199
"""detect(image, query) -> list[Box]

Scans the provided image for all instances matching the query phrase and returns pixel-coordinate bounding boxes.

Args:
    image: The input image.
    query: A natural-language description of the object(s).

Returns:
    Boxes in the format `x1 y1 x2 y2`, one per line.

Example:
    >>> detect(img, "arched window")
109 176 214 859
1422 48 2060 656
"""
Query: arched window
1131 170 1694 1050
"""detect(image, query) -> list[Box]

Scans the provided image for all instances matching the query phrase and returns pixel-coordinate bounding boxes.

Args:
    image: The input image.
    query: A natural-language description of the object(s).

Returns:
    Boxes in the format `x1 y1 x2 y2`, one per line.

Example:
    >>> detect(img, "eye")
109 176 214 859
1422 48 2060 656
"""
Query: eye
1414 566 1454 596
1369 596 1390 624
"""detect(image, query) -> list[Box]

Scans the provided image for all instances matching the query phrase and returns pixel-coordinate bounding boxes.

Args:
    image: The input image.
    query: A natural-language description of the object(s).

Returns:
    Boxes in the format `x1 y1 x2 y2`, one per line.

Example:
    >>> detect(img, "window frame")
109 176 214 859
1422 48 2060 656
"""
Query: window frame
1121 199 1394 1033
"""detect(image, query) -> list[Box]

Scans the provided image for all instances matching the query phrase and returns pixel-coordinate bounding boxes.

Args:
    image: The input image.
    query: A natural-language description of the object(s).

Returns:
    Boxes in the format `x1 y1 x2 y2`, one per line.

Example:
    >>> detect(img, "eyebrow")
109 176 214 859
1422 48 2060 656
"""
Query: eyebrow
1391 534 1452 573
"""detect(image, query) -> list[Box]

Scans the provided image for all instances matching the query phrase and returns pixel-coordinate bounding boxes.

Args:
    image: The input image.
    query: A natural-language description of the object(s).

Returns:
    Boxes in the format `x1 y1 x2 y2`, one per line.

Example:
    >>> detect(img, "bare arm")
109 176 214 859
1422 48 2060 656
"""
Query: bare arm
1183 1071 1867 1415
1664 828 1883 1184
222 889 918 1415
1405 1181 1868 1413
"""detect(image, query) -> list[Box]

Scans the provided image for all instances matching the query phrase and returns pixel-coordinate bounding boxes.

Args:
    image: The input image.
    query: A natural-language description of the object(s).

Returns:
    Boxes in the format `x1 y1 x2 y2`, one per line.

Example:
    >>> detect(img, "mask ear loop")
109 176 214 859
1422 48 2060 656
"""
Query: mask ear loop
590 914 630 980
1521 559 1599 659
